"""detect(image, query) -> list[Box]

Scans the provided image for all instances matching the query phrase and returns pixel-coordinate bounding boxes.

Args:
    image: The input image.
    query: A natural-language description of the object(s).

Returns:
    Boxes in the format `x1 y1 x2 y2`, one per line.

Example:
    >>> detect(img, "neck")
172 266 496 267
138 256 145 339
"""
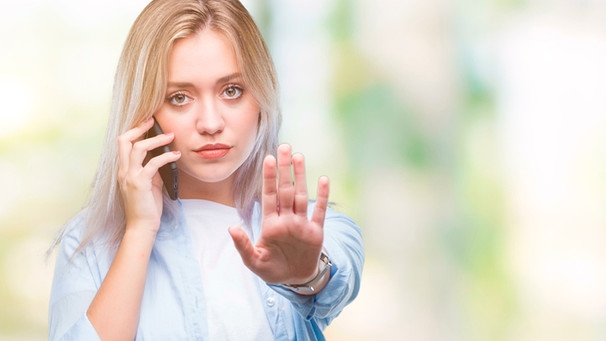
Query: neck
177 172 235 207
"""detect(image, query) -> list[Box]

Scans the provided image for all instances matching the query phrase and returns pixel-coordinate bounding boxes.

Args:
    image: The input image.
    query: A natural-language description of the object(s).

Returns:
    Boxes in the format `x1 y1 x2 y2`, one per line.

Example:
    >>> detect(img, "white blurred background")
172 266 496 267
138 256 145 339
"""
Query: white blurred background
1 0 606 340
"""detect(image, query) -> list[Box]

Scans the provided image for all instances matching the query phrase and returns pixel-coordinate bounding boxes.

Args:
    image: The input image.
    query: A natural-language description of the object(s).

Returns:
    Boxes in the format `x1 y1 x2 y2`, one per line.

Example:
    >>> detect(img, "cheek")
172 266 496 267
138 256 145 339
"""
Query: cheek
232 101 260 135
152 110 174 133
153 115 184 151
154 108 188 136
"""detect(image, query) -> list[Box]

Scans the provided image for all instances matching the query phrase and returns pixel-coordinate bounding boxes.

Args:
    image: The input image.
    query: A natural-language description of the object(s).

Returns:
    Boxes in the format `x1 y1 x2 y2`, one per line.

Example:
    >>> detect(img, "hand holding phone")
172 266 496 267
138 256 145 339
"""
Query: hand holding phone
146 119 179 200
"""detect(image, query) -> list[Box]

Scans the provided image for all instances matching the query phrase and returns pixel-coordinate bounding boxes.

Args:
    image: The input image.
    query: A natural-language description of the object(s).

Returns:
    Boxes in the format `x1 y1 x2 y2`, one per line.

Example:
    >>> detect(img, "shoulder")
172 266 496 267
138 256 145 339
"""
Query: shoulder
51 209 88 252
51 208 110 261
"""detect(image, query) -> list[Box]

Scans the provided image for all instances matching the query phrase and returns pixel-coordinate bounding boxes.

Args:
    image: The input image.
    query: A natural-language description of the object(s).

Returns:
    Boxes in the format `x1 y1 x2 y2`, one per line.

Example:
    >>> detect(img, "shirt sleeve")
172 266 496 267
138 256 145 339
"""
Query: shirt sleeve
48 214 102 341
268 205 364 328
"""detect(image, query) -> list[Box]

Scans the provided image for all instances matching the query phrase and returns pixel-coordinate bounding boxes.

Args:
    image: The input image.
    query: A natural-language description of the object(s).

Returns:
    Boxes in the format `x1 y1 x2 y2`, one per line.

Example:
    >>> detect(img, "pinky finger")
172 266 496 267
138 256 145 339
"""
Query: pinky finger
311 176 330 228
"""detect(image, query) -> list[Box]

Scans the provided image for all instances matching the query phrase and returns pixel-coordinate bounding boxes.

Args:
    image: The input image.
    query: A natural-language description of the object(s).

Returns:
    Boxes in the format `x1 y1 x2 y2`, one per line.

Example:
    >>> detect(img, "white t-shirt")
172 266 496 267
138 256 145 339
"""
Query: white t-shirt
181 199 274 340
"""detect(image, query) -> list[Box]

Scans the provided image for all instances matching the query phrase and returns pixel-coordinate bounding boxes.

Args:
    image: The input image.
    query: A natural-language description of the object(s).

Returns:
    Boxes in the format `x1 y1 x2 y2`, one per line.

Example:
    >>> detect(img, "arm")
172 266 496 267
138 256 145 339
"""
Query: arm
50 119 181 341
87 118 181 340
48 218 162 341
85 227 156 340
230 144 364 317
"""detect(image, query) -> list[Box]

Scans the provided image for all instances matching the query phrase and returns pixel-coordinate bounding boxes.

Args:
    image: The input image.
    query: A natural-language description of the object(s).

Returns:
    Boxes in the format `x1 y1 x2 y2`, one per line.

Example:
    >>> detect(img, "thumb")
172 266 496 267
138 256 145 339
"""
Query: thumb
228 226 256 267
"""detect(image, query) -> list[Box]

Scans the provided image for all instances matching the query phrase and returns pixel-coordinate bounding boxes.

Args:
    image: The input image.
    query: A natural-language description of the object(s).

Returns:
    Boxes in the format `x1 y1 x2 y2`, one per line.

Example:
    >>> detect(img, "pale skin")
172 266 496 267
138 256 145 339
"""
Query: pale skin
86 28 330 341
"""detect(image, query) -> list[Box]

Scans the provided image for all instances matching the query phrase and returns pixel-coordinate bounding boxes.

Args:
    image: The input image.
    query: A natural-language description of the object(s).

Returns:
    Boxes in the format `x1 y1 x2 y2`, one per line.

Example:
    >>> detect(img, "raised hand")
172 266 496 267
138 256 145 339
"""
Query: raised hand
229 144 330 289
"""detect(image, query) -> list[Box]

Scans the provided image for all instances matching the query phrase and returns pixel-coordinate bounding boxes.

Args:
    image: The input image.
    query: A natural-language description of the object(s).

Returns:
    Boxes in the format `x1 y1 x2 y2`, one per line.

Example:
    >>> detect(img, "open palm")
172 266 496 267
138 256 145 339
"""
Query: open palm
229 144 329 285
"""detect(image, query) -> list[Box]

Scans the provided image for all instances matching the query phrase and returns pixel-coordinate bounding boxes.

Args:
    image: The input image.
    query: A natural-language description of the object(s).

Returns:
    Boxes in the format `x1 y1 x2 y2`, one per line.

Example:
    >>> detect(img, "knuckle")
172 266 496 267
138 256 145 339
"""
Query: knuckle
117 134 130 145
121 174 142 192
131 140 147 153
117 169 127 182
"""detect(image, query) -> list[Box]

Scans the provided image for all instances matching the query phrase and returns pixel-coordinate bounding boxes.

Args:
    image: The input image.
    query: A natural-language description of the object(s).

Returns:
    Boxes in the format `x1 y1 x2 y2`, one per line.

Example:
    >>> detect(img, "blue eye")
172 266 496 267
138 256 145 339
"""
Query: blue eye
222 85 243 99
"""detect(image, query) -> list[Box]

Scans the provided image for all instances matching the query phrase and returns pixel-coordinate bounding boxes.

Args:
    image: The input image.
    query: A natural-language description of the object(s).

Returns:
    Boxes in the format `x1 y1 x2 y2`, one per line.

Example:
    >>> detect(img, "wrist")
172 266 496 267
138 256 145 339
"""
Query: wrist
123 223 158 246
279 251 332 295
125 218 160 235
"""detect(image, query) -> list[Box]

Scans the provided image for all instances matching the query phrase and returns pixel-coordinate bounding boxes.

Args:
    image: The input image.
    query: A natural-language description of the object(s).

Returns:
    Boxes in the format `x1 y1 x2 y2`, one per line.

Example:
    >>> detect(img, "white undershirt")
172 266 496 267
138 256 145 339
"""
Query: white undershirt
181 199 273 340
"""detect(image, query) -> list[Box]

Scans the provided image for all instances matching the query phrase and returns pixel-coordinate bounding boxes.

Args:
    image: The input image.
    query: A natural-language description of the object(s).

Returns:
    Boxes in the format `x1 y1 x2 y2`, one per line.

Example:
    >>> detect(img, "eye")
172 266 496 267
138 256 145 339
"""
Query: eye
167 92 192 106
221 85 243 99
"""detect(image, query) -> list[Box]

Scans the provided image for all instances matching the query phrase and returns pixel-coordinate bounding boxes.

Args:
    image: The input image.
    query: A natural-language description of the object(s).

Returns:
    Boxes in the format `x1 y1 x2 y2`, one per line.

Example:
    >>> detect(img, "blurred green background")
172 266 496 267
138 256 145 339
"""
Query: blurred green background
2 0 606 340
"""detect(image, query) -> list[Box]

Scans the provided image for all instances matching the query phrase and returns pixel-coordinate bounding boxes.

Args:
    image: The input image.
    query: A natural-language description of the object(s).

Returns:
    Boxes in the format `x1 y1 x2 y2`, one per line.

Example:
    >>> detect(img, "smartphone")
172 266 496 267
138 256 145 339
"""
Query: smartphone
146 118 179 200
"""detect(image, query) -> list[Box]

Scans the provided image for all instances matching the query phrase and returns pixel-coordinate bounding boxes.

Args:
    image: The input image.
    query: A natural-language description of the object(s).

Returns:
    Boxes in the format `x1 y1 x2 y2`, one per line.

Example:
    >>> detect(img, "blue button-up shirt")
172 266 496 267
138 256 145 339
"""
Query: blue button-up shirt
49 201 364 340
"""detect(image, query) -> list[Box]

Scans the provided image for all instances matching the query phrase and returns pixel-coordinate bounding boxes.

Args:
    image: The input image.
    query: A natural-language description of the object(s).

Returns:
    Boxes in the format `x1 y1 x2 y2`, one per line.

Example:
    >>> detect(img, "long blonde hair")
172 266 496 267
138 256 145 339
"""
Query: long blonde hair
71 0 280 250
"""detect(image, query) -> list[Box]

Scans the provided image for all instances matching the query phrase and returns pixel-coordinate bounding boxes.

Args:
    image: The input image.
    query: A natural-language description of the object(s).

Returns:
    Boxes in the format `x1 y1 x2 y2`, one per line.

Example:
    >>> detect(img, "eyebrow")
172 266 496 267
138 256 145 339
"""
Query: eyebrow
167 72 243 89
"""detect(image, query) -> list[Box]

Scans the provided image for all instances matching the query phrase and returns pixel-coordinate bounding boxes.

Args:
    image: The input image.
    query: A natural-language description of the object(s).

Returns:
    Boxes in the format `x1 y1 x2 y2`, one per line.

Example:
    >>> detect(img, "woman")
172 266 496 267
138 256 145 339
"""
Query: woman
48 0 364 340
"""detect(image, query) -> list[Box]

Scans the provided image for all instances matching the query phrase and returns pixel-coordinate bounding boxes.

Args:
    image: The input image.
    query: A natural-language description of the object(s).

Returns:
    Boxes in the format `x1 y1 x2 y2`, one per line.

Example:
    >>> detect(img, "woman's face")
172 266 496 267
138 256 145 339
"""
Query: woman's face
155 28 260 203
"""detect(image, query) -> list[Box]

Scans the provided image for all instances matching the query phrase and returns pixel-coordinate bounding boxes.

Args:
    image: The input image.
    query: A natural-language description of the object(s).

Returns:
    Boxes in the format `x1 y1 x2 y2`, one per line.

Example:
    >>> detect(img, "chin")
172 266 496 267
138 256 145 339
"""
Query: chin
180 166 238 184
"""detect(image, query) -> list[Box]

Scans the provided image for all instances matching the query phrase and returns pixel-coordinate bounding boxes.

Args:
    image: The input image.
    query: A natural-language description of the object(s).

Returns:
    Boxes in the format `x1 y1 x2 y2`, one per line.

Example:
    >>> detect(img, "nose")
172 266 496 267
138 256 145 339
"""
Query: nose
195 100 225 135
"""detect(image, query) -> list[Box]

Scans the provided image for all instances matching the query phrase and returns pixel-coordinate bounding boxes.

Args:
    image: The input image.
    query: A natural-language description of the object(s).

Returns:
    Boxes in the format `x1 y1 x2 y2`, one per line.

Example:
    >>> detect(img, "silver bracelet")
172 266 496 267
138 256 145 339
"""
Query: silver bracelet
279 251 332 294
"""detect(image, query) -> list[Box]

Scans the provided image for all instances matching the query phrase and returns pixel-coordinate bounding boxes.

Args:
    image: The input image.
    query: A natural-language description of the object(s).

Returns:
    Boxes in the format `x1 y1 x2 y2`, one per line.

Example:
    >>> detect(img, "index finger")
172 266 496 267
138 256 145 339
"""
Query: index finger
310 176 330 228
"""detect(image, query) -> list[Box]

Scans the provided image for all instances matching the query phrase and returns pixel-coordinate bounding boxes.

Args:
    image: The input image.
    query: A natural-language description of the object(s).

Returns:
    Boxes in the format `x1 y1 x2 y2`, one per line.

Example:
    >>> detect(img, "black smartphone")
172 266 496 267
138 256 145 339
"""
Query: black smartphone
146 118 179 200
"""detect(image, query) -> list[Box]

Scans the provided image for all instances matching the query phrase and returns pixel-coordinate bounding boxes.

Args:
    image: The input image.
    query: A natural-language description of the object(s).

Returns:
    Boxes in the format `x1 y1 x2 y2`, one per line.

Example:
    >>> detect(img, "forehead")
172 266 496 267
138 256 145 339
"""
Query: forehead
168 29 239 81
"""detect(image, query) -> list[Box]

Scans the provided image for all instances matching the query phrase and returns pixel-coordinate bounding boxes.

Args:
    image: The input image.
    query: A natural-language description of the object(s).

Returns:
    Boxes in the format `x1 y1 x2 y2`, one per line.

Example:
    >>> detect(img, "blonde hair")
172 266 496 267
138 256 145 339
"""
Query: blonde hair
71 0 280 250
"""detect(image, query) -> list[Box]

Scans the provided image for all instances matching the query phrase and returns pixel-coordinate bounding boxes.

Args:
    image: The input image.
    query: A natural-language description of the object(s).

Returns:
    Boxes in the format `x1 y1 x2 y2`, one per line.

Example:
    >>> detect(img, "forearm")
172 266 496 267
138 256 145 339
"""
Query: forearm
86 226 156 341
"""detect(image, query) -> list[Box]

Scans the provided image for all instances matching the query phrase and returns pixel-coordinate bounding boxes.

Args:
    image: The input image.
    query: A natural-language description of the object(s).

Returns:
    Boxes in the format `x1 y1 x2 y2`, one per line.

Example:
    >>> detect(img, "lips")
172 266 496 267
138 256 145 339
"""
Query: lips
195 143 231 159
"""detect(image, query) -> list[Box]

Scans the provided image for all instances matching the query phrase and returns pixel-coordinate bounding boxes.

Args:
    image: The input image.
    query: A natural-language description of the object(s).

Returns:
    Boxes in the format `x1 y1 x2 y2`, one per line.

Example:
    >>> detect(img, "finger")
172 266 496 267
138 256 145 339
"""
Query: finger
311 176 330 228
277 144 294 212
292 153 308 216
130 132 175 173
117 135 132 181
228 226 257 269
123 117 155 144
262 155 278 217
117 118 155 179
141 149 181 179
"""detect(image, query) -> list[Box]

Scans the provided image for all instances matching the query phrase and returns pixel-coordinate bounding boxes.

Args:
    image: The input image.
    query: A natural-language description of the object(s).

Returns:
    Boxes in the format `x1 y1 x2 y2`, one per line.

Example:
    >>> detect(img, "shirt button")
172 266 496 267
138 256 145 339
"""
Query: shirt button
266 297 276 307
